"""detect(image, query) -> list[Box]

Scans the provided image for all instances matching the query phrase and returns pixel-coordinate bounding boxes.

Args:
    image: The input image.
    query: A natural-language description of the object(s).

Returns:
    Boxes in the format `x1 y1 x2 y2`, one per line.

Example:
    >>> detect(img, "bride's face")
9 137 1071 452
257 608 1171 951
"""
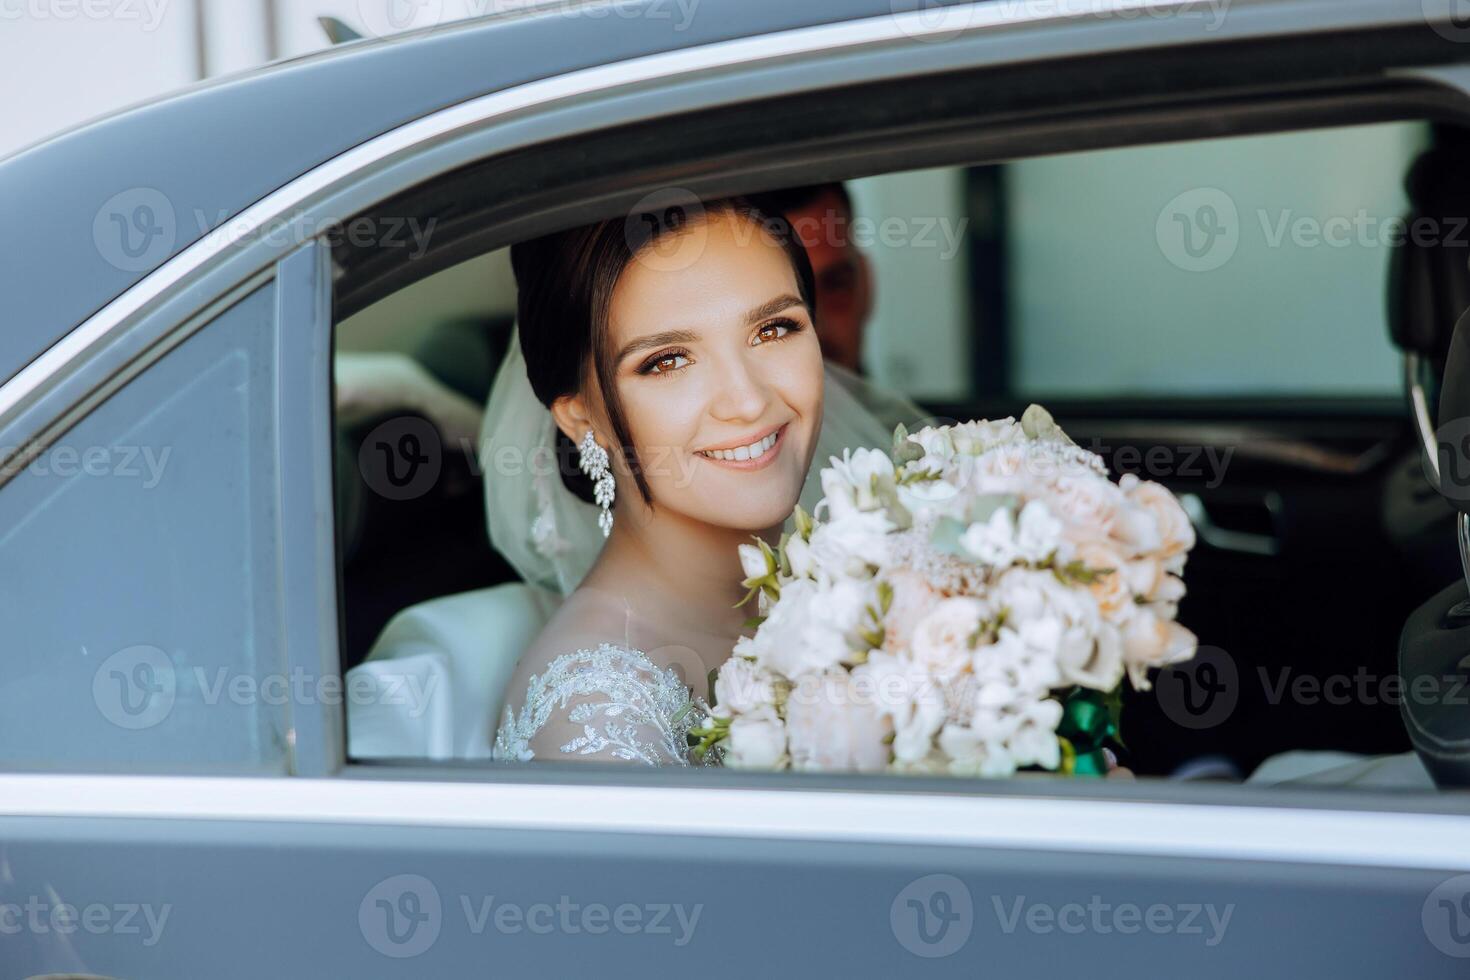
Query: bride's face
602 211 824 531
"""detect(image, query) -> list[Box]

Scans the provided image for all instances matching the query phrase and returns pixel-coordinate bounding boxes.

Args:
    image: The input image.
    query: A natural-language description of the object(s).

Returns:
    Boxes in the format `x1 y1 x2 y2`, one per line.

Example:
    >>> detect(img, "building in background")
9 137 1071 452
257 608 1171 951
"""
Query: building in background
0 1 519 160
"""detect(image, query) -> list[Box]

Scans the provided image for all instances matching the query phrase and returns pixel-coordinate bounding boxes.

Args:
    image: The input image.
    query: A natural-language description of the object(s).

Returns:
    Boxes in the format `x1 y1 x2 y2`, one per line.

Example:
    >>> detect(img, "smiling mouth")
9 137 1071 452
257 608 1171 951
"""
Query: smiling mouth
695 424 788 471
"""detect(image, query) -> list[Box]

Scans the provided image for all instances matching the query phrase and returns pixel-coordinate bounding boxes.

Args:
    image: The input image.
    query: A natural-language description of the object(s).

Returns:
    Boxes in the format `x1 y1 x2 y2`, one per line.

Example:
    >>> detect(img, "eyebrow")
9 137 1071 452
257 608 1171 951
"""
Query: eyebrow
745 293 805 325
615 329 700 366
614 294 808 365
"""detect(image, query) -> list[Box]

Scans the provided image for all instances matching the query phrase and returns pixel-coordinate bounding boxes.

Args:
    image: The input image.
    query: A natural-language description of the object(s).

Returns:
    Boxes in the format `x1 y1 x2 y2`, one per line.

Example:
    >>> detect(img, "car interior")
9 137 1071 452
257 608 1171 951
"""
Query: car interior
327 66 1470 785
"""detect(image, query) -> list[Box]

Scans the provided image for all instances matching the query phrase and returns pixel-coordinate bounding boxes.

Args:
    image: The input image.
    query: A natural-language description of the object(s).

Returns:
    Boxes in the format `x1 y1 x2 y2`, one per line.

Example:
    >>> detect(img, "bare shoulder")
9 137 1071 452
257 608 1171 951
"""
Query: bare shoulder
503 589 644 703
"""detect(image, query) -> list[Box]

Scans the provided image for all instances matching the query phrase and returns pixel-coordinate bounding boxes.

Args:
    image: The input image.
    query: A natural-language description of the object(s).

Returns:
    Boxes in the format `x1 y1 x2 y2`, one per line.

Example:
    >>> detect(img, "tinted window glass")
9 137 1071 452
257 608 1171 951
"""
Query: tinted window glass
0 285 287 772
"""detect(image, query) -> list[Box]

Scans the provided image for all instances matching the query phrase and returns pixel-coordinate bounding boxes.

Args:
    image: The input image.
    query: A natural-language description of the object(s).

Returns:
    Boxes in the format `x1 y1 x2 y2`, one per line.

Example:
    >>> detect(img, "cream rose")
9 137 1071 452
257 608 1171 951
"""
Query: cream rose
1073 540 1133 623
908 597 989 678
1121 604 1198 688
880 568 943 655
784 672 891 772
1046 474 1123 543
1123 475 1196 559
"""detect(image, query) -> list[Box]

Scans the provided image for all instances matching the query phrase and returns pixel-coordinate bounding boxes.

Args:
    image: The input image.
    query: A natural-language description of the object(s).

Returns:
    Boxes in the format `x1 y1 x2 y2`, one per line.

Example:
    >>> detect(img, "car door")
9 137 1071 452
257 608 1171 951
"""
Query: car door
5 3 1470 978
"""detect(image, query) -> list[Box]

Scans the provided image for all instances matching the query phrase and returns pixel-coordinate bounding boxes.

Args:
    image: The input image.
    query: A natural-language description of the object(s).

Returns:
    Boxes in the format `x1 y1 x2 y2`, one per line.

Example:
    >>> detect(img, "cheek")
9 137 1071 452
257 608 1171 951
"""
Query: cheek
617 382 704 463
768 334 825 419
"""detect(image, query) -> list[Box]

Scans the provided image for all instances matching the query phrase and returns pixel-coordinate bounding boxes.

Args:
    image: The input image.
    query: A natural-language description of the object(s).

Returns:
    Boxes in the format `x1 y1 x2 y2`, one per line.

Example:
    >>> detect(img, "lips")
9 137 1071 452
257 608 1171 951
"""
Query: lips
695 423 788 471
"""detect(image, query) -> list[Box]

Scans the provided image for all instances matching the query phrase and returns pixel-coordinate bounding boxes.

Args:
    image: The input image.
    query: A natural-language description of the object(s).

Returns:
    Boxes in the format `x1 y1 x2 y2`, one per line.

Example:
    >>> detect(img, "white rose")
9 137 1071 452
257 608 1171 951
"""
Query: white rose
785 534 815 579
739 542 772 583
784 672 891 772
810 577 872 639
820 448 899 521
1014 499 1066 563
959 506 1021 567
993 567 1101 633
896 476 967 523
909 597 989 679
820 461 862 520
1055 621 1124 691
910 426 956 464
938 722 1015 778
806 509 893 577
974 620 1065 700
891 699 947 764
958 500 1065 568
713 657 777 716
950 417 1025 455
837 447 898 506
725 708 788 769
944 696 1063 777
745 578 851 677
1005 697 1065 770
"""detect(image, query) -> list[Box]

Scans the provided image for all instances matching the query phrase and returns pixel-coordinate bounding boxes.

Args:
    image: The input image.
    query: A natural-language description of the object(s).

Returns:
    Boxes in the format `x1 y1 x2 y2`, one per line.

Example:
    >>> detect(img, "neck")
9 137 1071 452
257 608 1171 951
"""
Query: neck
589 500 778 640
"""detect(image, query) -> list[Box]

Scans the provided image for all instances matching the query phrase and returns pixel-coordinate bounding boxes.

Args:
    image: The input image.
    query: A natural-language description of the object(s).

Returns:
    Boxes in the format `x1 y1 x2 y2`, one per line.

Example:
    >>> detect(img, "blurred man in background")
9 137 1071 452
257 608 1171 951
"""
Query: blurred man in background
749 183 873 375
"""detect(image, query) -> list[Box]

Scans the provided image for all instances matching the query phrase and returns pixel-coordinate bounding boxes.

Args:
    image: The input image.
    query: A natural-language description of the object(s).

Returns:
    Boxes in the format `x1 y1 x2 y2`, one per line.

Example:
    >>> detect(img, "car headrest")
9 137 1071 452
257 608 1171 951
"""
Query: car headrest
1388 146 1470 359
1436 306 1470 513
1398 578 1470 788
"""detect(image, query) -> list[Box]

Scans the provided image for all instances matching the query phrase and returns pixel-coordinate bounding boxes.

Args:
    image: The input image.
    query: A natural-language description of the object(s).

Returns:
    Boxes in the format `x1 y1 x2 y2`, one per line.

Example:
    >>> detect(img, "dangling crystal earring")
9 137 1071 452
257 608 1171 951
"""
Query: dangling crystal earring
579 429 615 537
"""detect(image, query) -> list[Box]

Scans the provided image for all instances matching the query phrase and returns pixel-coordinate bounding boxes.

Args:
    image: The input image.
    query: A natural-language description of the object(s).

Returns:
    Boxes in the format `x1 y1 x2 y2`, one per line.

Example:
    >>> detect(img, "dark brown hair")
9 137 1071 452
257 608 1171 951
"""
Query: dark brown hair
512 196 817 505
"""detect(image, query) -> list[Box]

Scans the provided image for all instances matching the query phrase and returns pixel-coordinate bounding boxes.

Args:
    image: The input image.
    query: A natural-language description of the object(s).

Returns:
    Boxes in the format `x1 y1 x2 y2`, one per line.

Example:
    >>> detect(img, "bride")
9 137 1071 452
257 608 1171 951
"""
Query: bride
491 197 836 766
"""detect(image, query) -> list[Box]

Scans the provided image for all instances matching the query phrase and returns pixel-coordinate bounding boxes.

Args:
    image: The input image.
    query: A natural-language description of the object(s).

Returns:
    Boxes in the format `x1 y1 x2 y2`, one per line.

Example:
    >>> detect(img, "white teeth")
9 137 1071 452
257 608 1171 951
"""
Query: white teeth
702 429 780 462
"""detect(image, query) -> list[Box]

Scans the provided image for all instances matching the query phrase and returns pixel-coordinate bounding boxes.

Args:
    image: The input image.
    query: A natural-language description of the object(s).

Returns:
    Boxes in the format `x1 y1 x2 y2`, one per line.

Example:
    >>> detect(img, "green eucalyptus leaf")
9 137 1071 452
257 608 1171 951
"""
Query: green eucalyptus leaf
929 516 970 557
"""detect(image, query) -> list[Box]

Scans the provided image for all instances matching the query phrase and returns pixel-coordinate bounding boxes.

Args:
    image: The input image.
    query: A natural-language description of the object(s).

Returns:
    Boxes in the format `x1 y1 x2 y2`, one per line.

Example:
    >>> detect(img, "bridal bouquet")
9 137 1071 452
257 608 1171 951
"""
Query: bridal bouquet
694 406 1198 777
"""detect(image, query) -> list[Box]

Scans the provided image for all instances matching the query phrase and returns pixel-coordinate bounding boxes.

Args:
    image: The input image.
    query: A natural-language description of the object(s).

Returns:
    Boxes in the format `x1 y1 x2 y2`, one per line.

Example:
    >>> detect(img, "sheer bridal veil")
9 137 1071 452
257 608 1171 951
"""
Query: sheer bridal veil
480 331 925 596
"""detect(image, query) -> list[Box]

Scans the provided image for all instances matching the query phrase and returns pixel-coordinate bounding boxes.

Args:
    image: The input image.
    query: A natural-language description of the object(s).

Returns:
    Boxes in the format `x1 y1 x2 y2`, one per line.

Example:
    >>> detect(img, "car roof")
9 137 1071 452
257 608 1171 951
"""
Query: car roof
0 0 896 385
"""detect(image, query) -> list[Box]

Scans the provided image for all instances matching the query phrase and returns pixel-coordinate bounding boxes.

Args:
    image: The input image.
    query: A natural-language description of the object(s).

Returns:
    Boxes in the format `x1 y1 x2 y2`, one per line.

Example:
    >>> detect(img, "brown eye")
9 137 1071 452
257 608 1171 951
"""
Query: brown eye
644 352 690 375
755 319 796 345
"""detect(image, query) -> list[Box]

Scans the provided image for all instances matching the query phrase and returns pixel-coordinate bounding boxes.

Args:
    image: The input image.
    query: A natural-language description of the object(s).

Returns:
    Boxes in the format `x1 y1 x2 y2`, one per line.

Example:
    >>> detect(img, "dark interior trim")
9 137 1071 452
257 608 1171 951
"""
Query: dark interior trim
332 25 1470 320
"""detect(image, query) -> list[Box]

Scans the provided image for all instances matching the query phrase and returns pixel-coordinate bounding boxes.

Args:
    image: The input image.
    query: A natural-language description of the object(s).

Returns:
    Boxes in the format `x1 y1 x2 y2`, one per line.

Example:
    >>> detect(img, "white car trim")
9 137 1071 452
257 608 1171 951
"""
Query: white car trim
0 774 1466 870
0 0 1204 428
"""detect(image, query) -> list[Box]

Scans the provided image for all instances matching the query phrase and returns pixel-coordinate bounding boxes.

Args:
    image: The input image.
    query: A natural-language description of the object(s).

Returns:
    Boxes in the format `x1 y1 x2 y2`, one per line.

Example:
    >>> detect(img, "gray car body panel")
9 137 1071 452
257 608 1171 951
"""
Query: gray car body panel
1 813 1466 977
0 0 1460 389
0 0 902 380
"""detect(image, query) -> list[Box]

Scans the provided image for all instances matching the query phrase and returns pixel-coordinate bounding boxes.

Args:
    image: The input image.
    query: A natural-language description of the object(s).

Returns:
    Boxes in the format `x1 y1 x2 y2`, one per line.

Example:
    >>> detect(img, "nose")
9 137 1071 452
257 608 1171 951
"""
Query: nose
707 349 772 424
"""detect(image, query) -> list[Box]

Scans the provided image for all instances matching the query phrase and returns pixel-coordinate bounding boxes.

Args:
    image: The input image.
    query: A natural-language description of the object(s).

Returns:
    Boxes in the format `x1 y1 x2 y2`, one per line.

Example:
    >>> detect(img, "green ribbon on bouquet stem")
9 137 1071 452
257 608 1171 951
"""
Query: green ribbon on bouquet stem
1057 688 1120 777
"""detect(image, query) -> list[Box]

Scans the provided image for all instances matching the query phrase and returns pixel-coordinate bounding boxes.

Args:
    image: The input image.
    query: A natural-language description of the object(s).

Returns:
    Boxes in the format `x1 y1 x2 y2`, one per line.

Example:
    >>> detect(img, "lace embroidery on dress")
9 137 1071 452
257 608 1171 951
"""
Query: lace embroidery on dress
493 643 711 766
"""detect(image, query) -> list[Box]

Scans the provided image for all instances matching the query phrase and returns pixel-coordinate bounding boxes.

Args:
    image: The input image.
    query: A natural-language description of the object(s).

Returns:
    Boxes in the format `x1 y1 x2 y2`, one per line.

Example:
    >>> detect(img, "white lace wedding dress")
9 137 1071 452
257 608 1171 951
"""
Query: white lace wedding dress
492 644 713 766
